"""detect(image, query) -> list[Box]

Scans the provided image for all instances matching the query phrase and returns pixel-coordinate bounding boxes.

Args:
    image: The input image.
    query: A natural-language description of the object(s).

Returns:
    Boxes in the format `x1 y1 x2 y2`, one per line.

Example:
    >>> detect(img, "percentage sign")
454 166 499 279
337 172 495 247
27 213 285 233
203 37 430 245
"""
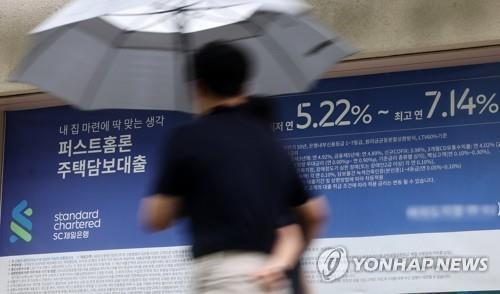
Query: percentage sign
351 105 373 125
476 94 499 114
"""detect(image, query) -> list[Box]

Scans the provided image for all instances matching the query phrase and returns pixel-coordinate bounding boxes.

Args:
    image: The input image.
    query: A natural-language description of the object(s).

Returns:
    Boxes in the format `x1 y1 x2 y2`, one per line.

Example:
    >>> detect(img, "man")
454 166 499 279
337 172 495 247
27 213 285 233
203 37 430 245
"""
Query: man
139 42 327 294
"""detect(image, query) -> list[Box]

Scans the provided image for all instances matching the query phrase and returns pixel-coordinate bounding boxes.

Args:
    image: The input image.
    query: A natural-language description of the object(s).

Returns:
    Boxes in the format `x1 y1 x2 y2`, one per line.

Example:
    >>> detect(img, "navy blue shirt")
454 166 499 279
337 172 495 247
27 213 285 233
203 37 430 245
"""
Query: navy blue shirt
155 100 310 258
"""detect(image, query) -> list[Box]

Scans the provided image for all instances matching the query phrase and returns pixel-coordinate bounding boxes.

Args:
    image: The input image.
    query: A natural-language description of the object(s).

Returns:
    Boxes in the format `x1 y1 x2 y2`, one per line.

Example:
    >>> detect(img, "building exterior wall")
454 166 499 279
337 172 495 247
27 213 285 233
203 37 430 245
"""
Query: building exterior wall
311 0 500 57
1 0 500 95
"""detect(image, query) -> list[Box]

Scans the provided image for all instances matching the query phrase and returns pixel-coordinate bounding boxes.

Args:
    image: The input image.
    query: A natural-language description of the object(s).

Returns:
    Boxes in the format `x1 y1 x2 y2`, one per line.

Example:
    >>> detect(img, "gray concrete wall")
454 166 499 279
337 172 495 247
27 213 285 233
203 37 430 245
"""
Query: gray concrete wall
0 0 67 95
310 0 500 57
2 0 500 94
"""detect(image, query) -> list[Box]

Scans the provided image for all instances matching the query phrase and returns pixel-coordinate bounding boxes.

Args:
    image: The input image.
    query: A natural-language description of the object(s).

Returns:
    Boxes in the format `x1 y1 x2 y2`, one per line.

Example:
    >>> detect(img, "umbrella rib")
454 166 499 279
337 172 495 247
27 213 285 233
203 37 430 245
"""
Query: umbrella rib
214 4 309 89
109 2 199 16
13 25 75 79
81 9 172 108
243 15 309 90
184 2 254 11
115 33 260 51
108 2 253 17
112 5 185 36
210 33 262 45
80 31 133 108
305 40 336 56
125 13 178 33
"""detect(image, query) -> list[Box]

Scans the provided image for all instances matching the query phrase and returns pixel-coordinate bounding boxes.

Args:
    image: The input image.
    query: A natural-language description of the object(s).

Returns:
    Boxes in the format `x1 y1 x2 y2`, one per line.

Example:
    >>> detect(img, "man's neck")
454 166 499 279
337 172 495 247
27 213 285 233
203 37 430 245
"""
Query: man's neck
198 95 248 115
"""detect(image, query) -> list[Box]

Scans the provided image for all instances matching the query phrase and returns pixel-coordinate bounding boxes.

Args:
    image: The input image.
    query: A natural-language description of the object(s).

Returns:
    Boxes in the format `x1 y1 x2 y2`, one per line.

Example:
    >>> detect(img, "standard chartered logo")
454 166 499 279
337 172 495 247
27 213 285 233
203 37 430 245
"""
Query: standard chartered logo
10 200 33 243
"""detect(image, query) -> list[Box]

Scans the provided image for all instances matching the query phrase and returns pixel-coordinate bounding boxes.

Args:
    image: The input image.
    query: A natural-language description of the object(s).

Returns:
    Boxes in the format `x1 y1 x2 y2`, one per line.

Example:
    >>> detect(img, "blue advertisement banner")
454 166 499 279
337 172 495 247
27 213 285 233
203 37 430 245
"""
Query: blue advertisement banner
1 61 499 258
271 62 500 238
1 108 192 256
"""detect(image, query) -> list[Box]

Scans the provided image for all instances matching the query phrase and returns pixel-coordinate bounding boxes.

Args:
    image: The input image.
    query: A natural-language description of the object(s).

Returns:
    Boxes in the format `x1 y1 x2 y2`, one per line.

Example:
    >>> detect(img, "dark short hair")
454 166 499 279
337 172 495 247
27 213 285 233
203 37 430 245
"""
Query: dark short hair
193 41 250 98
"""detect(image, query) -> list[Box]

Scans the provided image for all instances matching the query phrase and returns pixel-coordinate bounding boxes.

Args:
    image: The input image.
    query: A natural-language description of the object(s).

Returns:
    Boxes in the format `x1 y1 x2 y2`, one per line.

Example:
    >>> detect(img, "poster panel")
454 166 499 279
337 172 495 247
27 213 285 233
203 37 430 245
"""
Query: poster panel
1 62 500 293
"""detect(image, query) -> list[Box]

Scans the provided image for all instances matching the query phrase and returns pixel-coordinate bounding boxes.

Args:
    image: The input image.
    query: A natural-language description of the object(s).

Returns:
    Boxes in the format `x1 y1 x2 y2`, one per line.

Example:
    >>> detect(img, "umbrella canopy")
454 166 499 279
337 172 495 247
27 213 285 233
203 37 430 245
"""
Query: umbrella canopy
12 0 355 112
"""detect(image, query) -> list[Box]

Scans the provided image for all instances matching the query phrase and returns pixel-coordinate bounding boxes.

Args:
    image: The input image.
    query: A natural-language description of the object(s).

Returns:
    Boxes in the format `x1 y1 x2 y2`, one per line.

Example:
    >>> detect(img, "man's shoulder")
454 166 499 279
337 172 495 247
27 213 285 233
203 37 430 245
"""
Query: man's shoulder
170 119 210 142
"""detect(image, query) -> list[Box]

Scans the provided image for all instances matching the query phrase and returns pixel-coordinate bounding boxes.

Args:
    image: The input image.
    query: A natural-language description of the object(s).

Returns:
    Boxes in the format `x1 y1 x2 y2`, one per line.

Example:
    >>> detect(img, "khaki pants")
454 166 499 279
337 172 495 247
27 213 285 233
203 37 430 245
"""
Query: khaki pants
193 251 291 294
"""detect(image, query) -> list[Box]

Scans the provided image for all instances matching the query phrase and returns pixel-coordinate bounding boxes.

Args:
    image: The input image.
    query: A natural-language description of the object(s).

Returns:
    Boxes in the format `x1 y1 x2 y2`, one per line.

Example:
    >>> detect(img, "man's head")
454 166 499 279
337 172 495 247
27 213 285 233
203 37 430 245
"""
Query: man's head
193 41 251 100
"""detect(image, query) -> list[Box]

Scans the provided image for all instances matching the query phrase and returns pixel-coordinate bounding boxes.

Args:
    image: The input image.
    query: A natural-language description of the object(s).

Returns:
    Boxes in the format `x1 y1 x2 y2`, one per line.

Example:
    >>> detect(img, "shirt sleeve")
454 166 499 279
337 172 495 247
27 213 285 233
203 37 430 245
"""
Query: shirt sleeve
154 129 190 197
276 208 299 228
